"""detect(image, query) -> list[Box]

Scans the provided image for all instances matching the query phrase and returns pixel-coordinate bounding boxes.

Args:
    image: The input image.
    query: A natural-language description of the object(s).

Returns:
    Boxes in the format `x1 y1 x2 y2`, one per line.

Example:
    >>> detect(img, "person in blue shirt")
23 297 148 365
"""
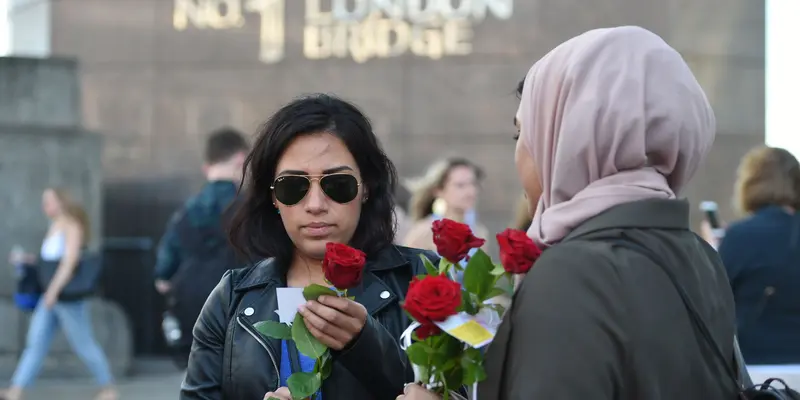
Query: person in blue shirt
706 146 800 365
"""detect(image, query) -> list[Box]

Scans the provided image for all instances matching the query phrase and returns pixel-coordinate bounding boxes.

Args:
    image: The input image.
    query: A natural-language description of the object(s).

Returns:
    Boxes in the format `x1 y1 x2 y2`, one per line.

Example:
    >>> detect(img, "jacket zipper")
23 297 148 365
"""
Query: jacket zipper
236 316 281 388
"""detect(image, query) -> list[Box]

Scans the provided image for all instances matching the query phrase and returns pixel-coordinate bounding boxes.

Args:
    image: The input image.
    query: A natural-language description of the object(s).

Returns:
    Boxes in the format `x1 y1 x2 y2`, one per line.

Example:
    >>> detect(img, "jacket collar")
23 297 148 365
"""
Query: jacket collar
563 198 690 241
232 245 410 316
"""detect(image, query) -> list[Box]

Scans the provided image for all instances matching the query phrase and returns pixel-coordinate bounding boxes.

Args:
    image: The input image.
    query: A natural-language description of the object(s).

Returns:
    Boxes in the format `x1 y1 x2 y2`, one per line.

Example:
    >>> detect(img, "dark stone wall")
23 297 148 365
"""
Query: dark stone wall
49 0 765 233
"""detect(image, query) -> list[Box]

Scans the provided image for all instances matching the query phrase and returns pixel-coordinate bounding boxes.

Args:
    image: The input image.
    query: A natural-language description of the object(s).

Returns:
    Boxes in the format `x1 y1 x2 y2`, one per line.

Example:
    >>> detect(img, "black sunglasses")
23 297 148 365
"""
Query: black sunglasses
271 173 361 206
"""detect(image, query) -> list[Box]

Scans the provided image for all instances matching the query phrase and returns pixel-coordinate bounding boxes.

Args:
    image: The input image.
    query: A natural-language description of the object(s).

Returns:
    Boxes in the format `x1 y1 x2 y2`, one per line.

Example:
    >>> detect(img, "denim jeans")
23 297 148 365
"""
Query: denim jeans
11 300 114 388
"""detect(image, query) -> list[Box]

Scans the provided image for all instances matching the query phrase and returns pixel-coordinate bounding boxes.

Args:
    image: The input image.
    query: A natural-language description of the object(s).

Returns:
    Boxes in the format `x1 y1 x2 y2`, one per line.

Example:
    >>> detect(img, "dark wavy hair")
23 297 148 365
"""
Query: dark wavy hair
227 94 398 264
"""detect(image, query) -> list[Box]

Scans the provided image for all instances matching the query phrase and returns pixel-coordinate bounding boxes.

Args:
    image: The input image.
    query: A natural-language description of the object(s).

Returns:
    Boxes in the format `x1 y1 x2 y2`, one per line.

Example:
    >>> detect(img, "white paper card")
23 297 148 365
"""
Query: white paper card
275 287 306 324
435 312 497 349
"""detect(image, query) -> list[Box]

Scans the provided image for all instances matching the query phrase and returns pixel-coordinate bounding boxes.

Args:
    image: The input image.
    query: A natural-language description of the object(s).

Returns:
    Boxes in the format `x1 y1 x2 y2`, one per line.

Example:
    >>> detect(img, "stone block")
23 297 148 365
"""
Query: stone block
0 57 81 128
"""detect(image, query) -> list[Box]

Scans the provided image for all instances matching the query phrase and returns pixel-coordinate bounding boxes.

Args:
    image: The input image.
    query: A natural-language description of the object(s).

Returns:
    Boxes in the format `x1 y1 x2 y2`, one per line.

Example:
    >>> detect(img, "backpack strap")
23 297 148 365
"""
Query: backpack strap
607 236 745 396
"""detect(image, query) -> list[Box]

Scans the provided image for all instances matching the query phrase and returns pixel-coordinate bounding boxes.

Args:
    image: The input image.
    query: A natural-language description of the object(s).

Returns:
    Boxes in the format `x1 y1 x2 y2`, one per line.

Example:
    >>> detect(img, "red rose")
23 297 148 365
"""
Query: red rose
322 242 366 290
403 275 462 329
415 323 442 340
431 219 486 263
496 229 541 274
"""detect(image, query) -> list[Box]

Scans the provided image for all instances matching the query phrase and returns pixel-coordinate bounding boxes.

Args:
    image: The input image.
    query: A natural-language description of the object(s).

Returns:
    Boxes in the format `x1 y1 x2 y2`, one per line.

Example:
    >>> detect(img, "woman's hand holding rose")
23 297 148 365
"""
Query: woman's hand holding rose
395 384 442 400
299 295 367 350
263 387 292 400
298 242 369 350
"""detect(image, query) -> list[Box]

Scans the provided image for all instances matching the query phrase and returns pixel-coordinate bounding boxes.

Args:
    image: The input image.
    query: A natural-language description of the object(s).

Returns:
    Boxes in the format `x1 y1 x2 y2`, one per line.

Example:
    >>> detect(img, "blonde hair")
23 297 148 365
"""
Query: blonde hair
49 188 91 245
511 194 533 231
406 157 484 221
734 146 800 215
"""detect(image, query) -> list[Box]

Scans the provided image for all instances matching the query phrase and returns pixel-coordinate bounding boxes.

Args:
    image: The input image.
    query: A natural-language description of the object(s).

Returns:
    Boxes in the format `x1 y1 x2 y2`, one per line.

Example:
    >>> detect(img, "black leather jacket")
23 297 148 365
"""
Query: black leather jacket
180 245 437 400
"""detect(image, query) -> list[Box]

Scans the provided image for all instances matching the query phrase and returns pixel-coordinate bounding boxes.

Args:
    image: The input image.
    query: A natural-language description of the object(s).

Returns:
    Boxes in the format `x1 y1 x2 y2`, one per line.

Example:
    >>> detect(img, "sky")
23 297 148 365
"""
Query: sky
765 0 800 157
0 0 8 56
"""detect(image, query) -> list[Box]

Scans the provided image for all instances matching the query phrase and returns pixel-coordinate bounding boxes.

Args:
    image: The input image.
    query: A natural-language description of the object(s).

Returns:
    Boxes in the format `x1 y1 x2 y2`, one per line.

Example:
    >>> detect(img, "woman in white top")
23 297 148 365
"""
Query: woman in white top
403 157 489 257
1 188 117 400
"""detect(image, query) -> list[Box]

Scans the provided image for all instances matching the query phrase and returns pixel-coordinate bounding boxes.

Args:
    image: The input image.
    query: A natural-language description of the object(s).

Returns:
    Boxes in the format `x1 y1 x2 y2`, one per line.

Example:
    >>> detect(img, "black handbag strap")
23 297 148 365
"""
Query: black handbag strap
609 237 744 394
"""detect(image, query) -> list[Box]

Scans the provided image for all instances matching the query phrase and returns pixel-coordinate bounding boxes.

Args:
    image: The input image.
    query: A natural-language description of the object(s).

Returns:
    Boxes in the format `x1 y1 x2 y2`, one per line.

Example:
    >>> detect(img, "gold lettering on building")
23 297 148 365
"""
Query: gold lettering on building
173 0 245 30
245 0 286 64
171 0 513 64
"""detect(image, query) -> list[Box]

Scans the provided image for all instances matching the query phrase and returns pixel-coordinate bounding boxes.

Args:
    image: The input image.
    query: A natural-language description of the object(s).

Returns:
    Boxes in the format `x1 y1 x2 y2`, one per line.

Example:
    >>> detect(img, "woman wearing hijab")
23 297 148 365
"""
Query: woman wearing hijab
400 26 737 399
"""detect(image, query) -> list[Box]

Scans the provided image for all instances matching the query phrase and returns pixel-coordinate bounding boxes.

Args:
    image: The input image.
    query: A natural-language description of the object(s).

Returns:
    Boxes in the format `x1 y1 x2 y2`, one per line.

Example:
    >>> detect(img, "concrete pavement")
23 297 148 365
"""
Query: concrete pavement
4 358 183 400
10 359 800 399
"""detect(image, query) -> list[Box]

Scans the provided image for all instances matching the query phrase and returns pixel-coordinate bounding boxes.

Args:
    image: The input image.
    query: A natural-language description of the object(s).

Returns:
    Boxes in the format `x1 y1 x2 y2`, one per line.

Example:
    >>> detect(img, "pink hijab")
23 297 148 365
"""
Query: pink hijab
519 26 716 246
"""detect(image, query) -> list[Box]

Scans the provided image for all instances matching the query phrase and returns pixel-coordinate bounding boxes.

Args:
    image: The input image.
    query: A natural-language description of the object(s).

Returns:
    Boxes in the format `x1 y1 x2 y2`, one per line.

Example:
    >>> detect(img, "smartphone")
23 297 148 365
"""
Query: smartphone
700 201 721 229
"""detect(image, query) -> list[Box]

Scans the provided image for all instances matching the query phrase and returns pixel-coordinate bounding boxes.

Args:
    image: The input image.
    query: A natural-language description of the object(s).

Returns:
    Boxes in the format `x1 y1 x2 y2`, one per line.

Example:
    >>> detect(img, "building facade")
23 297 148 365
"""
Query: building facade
35 0 765 354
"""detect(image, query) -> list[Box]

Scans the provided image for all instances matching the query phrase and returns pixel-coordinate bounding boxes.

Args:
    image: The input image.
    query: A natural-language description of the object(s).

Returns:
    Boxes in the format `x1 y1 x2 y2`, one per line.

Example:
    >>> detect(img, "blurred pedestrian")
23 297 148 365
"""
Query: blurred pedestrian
153 127 249 368
703 146 800 364
1 188 117 400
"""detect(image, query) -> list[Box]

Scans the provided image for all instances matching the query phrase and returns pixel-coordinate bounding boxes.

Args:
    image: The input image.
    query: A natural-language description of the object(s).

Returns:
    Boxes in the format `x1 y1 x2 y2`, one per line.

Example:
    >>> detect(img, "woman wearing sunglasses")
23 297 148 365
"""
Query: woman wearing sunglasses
180 94 437 400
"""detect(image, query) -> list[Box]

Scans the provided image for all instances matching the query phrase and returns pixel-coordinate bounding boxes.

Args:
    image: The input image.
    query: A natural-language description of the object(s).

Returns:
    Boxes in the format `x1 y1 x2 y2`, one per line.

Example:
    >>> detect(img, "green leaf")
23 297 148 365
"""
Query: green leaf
303 284 338 301
461 347 488 385
462 249 494 301
490 303 507 317
460 291 479 315
267 398 282 400
441 364 465 392
490 263 507 276
437 335 465 364
406 341 431 365
312 351 333 380
440 358 459 371
254 320 293 340
494 274 515 294
319 354 333 380
292 313 328 359
486 287 507 300
438 258 452 275
286 371 322 400
420 254 439 276
418 364 432 384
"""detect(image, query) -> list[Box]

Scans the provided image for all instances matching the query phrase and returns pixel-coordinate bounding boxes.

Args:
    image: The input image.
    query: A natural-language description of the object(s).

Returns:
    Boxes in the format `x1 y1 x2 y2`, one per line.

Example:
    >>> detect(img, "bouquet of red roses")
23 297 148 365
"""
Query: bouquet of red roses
256 242 366 400
401 219 541 398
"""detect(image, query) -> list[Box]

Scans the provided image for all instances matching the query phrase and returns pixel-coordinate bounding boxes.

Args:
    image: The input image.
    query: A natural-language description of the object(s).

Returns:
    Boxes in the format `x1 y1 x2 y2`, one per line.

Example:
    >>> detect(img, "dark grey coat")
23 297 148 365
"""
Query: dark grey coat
479 199 738 400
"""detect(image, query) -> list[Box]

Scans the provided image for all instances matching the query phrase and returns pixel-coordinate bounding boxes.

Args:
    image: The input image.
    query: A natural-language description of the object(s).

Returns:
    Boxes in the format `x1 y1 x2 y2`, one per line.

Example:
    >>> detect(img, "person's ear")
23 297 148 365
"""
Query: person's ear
362 187 369 203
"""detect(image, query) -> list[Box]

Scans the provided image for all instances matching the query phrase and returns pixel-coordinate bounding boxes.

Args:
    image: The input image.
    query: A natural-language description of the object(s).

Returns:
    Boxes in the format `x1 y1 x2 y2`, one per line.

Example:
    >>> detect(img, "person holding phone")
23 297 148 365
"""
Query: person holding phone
699 201 726 249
